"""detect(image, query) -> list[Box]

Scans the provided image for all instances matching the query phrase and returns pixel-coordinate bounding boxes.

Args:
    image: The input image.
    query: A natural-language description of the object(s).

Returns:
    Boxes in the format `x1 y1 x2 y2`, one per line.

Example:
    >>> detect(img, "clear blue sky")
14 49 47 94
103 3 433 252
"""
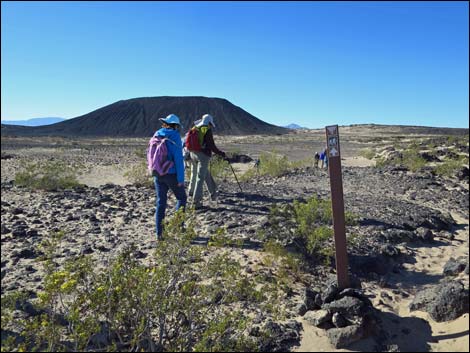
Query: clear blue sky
1 1 469 128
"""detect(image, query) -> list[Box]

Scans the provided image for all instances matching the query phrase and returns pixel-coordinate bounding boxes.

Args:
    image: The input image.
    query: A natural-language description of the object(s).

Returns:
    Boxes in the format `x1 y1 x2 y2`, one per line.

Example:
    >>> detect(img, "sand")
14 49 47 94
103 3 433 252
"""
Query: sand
294 213 469 352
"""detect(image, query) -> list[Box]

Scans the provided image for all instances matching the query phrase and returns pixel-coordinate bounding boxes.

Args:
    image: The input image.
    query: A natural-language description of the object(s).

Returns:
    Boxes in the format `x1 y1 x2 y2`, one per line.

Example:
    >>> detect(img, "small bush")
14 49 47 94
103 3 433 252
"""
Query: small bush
209 155 231 181
14 160 81 191
434 157 467 177
208 227 244 248
2 212 283 352
258 152 291 177
359 148 375 160
262 196 357 263
241 151 294 179
374 157 387 168
374 144 427 172
401 147 427 172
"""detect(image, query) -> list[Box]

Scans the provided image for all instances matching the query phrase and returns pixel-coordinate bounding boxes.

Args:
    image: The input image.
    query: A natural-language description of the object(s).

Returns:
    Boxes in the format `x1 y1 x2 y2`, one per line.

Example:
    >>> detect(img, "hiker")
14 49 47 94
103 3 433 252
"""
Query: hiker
185 114 227 209
254 158 260 174
183 137 218 202
320 147 328 169
148 114 186 240
314 152 320 168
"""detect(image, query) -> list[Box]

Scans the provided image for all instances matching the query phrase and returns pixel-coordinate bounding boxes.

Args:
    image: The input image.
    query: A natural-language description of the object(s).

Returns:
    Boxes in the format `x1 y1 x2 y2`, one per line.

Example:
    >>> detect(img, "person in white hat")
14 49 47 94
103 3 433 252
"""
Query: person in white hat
186 114 226 210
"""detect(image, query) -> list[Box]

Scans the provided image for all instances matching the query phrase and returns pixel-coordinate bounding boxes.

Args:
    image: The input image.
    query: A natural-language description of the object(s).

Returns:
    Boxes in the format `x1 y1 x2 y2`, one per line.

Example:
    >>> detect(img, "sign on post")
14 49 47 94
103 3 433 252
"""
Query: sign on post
325 125 350 289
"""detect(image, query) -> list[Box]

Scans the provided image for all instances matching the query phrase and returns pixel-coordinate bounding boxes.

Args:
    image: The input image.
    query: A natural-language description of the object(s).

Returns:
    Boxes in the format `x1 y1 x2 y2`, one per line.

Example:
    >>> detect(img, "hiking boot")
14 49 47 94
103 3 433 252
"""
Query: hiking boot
210 192 218 201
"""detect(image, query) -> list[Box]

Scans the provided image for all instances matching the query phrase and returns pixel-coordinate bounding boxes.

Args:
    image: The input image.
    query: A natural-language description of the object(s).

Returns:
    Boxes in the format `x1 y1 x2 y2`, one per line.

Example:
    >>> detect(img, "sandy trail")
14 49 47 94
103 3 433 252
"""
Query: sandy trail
295 213 469 352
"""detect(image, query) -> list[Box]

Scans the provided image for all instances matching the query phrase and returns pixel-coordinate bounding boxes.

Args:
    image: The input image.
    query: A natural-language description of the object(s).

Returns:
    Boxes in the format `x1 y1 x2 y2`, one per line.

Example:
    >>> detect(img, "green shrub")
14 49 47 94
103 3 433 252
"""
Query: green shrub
255 152 291 177
374 157 387 168
262 196 357 263
239 168 257 182
359 148 375 160
1 212 276 352
14 160 81 191
208 227 244 248
374 144 427 172
209 155 231 181
434 157 467 177
401 147 427 172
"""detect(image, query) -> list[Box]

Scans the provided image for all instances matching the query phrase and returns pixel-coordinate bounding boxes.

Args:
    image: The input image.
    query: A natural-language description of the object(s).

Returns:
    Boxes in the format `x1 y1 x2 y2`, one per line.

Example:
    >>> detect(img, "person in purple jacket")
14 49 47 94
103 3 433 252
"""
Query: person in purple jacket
152 114 187 240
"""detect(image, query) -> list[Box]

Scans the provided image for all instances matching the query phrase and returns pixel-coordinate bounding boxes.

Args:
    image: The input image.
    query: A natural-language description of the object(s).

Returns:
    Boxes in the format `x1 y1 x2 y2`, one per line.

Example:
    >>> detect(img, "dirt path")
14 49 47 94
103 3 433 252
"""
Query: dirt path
294 213 469 352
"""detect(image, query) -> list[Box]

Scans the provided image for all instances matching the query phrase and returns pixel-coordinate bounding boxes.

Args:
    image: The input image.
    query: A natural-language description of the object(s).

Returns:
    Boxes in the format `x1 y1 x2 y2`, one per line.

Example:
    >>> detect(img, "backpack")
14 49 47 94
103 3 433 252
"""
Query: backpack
185 127 201 151
147 136 177 176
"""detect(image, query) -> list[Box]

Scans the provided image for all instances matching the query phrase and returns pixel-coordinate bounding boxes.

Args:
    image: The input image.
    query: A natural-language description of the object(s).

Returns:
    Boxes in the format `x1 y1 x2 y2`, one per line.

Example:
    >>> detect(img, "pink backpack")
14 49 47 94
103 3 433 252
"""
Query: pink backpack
147 136 177 176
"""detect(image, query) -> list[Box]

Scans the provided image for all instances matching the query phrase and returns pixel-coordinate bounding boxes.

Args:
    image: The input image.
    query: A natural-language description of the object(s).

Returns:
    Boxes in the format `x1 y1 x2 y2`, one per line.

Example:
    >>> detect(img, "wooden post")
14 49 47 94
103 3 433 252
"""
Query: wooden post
325 125 350 289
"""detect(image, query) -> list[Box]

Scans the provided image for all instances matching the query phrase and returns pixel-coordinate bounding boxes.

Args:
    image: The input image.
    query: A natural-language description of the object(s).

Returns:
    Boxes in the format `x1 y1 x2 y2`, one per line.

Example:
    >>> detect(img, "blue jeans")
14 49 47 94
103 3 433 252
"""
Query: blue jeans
154 174 187 238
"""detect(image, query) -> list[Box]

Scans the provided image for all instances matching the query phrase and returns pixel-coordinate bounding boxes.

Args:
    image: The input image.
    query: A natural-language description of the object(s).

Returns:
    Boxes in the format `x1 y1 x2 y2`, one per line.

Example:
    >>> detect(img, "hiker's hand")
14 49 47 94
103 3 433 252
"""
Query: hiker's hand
177 182 184 188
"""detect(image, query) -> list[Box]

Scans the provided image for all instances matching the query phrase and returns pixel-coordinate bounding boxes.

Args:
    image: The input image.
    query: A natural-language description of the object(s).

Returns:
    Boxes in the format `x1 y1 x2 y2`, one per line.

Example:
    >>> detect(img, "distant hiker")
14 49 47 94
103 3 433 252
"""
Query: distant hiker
185 114 227 209
148 114 186 240
254 158 261 174
314 152 320 168
320 147 328 169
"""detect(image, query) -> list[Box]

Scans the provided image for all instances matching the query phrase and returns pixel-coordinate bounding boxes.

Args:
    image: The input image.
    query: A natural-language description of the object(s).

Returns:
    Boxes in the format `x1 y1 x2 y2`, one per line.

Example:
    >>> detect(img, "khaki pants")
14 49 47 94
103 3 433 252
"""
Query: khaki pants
189 151 216 206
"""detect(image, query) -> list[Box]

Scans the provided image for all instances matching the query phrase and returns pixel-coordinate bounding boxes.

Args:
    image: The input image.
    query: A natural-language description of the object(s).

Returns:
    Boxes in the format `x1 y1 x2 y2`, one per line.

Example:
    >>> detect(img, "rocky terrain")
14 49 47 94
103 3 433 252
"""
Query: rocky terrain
1 126 469 351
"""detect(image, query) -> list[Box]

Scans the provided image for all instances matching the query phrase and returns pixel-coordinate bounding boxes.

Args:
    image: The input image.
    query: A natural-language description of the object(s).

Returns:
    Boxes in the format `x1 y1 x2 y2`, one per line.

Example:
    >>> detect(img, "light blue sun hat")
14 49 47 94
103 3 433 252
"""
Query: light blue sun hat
159 114 181 126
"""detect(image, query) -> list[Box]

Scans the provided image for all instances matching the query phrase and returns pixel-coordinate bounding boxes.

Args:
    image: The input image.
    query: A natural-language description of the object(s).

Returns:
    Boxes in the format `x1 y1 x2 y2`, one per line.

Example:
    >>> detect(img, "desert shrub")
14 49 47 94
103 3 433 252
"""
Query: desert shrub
124 161 153 188
208 226 244 248
346 232 364 247
445 135 468 146
239 167 257 182
374 156 387 168
241 151 293 180
401 146 427 172
261 196 357 263
263 240 303 279
258 152 291 177
14 160 81 191
359 148 375 160
1 212 277 352
209 155 231 181
240 152 313 182
374 144 427 172
434 156 468 177
291 157 315 169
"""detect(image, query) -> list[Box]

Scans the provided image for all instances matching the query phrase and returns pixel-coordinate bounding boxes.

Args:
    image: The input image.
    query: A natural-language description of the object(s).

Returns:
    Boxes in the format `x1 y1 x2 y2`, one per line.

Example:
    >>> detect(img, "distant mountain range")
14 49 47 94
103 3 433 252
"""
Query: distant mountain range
1 97 287 137
284 123 307 130
1 117 66 126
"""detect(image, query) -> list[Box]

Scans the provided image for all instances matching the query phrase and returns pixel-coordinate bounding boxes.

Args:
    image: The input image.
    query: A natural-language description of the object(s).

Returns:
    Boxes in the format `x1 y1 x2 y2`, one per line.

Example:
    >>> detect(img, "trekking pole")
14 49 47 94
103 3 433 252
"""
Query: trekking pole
227 161 243 193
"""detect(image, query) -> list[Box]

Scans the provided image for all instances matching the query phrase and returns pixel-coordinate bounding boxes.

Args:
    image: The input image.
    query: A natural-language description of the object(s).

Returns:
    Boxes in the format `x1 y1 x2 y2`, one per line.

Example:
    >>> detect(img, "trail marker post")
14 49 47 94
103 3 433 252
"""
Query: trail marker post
325 125 350 289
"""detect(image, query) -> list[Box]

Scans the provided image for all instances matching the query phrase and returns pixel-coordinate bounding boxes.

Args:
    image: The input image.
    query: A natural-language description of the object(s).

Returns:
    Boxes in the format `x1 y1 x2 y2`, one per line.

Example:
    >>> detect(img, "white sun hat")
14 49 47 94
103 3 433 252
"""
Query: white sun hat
194 114 215 128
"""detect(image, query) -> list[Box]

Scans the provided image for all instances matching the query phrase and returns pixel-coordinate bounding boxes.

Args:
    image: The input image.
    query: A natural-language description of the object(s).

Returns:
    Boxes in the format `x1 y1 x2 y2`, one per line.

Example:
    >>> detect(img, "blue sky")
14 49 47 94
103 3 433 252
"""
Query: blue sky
1 1 469 128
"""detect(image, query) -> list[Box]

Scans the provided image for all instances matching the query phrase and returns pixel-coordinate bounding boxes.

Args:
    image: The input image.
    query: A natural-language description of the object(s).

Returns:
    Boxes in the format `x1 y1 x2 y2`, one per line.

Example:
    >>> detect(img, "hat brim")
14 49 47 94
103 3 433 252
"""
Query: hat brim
160 118 181 126
195 119 215 128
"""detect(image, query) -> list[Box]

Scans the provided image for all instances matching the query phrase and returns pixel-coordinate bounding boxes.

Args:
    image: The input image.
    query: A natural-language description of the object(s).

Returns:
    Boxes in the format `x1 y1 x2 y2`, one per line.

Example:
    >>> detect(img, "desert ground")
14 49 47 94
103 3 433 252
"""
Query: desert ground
1 125 469 352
